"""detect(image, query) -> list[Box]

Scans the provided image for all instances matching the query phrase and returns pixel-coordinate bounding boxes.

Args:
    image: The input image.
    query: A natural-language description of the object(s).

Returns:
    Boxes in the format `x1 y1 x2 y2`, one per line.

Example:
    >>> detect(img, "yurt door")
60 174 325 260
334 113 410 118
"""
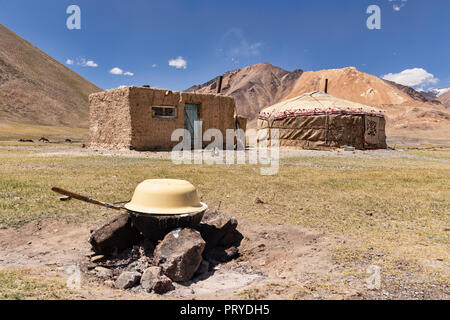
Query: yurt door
364 115 386 149
184 104 199 149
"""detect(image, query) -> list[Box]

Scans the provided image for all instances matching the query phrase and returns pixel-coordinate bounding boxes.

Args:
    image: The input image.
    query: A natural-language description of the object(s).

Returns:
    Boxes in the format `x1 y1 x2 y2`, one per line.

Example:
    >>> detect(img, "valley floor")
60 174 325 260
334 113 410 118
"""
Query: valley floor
0 143 448 299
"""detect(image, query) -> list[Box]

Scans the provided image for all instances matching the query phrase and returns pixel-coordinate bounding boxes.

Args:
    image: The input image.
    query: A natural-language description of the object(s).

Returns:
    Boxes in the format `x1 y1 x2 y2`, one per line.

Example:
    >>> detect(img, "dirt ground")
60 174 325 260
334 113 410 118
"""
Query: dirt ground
0 143 444 161
0 219 337 300
0 143 448 300
0 218 446 300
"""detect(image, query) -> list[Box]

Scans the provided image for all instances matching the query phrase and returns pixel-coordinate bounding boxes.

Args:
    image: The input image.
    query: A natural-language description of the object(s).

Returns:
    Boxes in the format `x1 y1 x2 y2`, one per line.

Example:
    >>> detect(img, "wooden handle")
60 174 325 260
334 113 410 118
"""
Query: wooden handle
51 187 123 210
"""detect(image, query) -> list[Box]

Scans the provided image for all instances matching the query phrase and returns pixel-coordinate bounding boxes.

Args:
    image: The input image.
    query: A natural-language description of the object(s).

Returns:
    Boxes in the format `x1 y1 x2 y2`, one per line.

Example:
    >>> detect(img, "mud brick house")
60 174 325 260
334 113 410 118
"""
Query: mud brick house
89 86 241 150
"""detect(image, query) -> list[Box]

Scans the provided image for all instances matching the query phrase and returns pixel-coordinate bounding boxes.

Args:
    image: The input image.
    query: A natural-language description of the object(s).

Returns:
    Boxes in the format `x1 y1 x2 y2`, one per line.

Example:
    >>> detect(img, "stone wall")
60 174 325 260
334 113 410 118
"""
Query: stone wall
89 87 132 149
128 87 236 150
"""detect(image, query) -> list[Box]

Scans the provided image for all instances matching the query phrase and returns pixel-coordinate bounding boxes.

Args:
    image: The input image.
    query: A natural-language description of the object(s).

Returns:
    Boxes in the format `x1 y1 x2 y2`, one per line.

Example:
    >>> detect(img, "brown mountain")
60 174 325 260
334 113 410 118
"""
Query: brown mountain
187 63 303 120
438 91 450 107
0 24 101 130
188 64 449 143
284 67 428 106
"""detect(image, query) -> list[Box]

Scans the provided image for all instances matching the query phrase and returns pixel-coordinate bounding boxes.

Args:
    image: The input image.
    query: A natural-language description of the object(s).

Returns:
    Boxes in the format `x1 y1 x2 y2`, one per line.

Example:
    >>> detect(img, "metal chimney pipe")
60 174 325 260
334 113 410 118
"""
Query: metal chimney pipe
324 78 328 94
217 76 223 94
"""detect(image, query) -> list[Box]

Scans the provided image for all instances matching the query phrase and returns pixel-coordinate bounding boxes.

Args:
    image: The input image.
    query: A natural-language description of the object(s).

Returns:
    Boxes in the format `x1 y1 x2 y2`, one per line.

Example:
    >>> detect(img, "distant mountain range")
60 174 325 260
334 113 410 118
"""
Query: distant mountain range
419 87 450 103
187 63 449 143
0 23 447 143
187 63 304 120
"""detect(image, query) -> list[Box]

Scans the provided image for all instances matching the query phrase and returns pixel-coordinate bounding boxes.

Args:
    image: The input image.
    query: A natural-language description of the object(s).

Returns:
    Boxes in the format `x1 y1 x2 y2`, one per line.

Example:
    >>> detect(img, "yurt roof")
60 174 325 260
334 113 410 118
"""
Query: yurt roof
259 92 384 119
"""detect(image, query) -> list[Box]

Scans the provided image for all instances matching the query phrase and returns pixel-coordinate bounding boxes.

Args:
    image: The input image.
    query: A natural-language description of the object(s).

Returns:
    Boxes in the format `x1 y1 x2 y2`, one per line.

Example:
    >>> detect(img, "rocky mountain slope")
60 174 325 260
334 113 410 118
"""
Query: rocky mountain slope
438 91 450 107
0 24 101 129
187 63 303 119
188 64 449 143
284 67 427 106
418 88 450 105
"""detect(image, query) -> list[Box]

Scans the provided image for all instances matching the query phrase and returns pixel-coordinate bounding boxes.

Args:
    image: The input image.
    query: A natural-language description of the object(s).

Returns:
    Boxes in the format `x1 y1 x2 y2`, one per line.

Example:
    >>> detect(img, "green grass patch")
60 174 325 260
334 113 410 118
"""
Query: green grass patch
0 269 74 300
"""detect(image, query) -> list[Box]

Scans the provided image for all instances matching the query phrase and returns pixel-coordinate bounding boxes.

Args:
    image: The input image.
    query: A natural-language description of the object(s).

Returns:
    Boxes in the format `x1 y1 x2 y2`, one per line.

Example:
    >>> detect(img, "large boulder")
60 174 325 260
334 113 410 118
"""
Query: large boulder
153 228 205 282
196 210 240 250
141 266 175 294
88 214 142 255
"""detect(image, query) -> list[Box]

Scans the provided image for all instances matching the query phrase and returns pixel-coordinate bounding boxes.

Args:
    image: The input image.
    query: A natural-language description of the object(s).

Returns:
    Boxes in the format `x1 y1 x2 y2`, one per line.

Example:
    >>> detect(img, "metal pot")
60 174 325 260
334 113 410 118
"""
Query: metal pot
52 179 207 242
129 210 205 242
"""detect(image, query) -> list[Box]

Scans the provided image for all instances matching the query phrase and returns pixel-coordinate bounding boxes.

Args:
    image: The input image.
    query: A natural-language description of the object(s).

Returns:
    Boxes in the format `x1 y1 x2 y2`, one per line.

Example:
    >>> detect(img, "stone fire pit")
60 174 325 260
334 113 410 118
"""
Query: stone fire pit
86 209 243 294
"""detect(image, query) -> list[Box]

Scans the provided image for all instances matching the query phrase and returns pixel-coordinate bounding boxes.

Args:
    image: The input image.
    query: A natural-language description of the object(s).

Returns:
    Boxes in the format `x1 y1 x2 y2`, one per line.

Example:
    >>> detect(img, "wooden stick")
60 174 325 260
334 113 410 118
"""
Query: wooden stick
51 187 123 210
217 76 223 94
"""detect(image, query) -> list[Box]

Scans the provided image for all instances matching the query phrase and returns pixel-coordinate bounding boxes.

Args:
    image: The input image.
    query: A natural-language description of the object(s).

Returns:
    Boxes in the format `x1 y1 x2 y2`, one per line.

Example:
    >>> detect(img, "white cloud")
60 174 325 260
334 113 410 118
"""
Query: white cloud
168 56 187 69
390 0 408 12
382 68 439 88
152 64 157 68
78 58 98 68
85 60 98 67
106 85 128 91
66 57 98 67
427 87 450 97
109 67 134 76
110 67 124 75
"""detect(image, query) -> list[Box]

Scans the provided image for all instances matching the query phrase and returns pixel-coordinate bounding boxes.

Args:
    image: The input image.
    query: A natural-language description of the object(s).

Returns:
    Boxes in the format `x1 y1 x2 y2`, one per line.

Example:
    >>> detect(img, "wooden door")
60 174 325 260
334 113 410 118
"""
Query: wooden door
184 104 199 149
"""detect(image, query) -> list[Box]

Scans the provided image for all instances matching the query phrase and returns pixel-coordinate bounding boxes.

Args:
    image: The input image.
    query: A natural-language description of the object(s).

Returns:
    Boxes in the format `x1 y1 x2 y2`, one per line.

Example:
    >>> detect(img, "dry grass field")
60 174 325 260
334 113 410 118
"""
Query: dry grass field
0 143 448 299
0 121 88 142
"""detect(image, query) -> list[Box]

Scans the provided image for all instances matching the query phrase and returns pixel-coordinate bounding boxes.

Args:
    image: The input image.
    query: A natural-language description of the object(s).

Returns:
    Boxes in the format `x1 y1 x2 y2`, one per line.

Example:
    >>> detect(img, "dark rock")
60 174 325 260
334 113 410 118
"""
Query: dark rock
124 258 151 274
88 214 142 255
254 197 264 204
195 260 210 276
139 238 155 257
114 271 141 289
141 266 175 294
153 228 205 282
219 229 244 248
224 246 239 259
197 210 238 250
205 246 239 263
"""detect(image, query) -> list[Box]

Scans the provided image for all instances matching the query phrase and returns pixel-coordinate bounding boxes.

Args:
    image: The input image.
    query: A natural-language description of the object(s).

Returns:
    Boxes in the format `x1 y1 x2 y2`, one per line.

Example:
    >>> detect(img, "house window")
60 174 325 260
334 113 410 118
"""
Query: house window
152 106 176 119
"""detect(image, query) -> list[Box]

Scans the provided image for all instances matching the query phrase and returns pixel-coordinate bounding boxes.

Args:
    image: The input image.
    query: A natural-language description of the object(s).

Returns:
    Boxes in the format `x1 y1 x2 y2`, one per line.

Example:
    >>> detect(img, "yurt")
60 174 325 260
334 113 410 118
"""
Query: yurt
258 91 387 149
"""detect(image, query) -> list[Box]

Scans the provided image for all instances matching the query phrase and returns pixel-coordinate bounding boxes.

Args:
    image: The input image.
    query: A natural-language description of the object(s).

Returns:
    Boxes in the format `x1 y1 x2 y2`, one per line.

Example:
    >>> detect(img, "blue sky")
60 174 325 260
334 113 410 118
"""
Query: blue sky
0 0 448 91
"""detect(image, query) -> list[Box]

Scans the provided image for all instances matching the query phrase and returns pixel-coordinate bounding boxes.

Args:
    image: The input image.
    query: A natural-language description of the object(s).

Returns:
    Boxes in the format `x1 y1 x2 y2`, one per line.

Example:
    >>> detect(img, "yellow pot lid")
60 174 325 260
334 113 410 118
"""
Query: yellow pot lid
124 179 207 215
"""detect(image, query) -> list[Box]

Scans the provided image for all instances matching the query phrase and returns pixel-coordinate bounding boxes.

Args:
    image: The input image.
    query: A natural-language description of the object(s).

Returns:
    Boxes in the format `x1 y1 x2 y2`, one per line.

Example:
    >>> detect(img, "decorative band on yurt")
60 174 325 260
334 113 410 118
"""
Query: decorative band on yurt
258 107 385 120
